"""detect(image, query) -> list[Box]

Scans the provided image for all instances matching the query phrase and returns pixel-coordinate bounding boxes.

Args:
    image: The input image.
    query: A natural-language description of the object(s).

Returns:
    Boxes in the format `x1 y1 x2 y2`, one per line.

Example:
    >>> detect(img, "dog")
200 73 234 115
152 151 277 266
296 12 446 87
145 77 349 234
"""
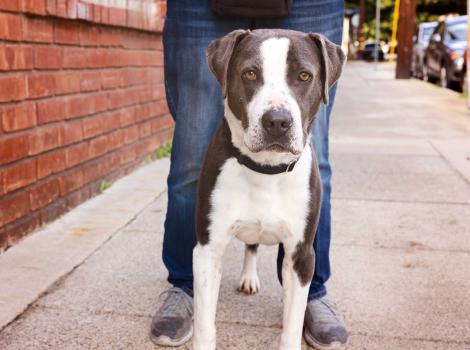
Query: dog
193 29 345 350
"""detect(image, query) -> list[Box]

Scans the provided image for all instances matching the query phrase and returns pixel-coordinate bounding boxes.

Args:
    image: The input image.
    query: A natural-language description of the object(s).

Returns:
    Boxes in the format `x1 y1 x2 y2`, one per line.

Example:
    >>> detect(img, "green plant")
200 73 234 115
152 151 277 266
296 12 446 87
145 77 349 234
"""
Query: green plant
150 141 172 161
99 180 113 193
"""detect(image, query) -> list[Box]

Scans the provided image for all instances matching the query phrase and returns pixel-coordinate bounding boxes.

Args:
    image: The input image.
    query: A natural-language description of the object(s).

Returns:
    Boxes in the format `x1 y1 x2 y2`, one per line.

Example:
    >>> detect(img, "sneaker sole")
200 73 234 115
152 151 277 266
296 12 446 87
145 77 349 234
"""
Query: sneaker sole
303 328 346 350
149 324 193 347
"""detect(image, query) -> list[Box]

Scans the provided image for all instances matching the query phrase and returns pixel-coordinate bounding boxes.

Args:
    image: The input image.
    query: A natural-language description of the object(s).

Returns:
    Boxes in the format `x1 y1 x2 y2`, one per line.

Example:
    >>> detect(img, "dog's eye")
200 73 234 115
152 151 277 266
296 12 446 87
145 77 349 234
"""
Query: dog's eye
298 72 312 82
243 70 257 81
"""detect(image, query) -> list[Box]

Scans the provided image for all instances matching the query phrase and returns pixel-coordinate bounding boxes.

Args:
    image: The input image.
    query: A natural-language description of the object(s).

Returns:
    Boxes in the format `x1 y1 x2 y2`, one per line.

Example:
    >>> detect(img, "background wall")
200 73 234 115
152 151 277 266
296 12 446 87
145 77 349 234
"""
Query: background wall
0 0 172 251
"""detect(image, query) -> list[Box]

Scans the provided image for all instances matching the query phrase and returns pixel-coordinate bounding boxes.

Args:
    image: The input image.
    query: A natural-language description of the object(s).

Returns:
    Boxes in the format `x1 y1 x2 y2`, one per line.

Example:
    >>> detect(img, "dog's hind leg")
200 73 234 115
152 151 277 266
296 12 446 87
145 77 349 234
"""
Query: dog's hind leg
238 244 260 294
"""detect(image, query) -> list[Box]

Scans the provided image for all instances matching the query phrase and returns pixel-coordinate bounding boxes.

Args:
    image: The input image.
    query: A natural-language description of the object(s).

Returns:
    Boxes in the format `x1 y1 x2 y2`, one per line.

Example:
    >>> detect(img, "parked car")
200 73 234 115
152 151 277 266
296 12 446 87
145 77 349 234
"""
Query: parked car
411 21 437 78
423 16 467 90
361 42 385 62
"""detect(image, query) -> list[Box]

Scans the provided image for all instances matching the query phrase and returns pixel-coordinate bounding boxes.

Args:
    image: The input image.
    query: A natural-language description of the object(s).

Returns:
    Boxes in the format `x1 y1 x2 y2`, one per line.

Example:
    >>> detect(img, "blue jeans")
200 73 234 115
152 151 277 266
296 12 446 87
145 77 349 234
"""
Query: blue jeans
162 0 344 301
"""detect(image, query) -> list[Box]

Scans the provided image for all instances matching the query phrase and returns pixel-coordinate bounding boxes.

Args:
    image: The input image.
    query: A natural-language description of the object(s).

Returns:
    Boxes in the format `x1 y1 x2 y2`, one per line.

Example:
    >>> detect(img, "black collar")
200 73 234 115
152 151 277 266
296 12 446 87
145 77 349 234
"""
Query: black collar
227 140 298 175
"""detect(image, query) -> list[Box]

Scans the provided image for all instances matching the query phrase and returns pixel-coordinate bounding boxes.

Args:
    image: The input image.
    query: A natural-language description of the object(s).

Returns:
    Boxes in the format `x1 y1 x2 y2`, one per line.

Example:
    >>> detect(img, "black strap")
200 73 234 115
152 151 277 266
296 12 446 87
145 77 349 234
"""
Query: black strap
227 140 298 175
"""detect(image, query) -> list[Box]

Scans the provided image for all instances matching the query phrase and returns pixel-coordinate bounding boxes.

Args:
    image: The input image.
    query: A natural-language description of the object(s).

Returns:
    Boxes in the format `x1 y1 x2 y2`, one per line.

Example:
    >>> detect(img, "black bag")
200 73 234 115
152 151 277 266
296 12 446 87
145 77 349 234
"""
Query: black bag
210 0 293 19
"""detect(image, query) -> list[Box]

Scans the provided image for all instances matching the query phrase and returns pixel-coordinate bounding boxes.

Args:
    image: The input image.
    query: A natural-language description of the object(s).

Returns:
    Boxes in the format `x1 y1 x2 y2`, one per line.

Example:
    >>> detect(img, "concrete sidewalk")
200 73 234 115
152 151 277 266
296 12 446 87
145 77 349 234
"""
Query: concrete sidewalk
1 62 470 350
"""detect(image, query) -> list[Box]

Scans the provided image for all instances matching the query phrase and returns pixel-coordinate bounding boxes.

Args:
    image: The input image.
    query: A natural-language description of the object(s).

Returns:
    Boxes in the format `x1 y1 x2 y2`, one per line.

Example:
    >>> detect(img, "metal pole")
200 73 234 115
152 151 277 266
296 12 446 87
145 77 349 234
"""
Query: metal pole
375 0 381 68
467 0 470 109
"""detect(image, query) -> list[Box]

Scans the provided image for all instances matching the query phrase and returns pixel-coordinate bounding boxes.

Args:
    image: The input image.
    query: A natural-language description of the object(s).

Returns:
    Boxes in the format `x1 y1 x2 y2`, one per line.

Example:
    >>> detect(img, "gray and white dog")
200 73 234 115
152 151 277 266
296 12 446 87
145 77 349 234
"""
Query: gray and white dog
193 29 345 350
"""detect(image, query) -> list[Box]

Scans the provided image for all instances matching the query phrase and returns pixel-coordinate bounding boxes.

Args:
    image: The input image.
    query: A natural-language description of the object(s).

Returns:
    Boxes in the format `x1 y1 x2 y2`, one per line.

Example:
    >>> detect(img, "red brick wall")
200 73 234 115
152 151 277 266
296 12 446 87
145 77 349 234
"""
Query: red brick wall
0 0 173 251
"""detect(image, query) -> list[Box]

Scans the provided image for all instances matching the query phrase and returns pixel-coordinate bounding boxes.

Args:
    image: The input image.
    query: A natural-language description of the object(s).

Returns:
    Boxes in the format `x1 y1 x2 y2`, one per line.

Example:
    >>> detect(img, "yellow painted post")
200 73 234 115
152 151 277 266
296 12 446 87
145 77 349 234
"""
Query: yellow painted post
389 0 400 63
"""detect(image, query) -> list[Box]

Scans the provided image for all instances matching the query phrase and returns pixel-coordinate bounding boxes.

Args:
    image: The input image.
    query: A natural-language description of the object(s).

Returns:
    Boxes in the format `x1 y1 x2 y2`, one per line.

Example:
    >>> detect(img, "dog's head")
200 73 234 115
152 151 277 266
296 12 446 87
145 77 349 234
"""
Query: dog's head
207 29 345 160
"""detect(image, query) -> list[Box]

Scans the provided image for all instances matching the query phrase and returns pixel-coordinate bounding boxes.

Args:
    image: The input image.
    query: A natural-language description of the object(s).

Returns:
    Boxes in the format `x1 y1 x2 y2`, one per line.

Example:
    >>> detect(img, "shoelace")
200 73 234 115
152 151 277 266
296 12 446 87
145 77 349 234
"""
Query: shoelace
157 287 193 317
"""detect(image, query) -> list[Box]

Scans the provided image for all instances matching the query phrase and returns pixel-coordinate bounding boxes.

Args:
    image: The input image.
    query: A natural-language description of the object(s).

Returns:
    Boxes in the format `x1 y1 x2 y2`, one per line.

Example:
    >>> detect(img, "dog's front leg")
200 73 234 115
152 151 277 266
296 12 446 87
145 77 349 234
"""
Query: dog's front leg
279 244 313 350
193 238 229 350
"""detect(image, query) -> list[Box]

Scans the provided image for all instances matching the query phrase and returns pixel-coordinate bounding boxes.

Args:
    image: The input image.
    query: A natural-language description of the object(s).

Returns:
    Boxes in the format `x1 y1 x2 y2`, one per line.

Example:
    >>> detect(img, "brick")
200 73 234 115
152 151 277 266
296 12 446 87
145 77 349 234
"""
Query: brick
101 70 122 89
64 95 87 119
23 0 46 14
59 121 83 145
37 150 65 178
151 115 173 133
102 111 120 133
119 107 135 126
0 12 22 41
1 103 36 132
108 7 126 26
90 93 108 113
0 74 26 102
76 1 92 21
23 17 53 43
82 160 104 183
80 71 101 92
66 0 78 18
36 99 65 124
63 47 86 68
0 169 4 196
65 142 88 167
29 125 60 155
104 152 119 173
118 146 135 164
27 74 56 98
123 125 138 144
34 46 64 69
139 121 152 138
82 115 104 138
86 48 106 68
0 191 31 227
106 129 124 150
46 0 56 14
56 0 67 17
0 1 21 11
58 168 83 195
30 178 60 211
88 135 107 159
0 134 29 164
0 45 34 71
79 25 99 46
54 20 80 45
2 211 41 248
55 71 81 95
65 185 90 209
40 198 67 223
3 159 37 193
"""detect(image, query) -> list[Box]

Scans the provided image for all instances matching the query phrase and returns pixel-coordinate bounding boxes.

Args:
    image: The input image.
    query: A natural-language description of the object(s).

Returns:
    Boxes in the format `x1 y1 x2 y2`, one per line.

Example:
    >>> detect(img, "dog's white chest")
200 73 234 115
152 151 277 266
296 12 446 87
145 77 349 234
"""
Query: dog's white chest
209 149 312 247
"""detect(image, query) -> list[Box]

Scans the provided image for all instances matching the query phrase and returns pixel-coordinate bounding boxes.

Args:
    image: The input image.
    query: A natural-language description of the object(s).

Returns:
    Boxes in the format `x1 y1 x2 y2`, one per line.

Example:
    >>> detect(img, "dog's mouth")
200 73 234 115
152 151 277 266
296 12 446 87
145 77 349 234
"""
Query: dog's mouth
246 141 301 155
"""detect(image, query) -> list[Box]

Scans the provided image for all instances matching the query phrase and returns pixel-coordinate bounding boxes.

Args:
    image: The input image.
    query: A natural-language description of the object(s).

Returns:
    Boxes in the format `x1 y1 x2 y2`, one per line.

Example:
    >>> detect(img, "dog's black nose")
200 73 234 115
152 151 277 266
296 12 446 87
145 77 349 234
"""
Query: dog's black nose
261 109 293 137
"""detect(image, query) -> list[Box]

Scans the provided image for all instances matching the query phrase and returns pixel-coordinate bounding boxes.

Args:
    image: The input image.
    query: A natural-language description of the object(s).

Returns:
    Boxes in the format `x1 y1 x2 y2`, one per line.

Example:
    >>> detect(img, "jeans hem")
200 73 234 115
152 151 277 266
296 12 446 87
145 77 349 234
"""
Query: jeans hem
307 289 327 301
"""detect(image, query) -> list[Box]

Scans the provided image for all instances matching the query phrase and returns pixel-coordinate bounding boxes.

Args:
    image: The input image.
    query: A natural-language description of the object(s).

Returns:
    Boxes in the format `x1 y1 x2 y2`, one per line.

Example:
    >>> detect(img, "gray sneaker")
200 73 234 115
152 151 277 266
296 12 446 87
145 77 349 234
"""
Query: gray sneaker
303 296 348 350
150 287 193 346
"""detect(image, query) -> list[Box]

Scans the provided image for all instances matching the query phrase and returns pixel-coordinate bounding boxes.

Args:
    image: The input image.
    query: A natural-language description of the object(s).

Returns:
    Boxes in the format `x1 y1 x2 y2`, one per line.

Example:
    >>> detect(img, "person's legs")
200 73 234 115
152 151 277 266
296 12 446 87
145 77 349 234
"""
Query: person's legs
258 0 344 301
162 1 249 295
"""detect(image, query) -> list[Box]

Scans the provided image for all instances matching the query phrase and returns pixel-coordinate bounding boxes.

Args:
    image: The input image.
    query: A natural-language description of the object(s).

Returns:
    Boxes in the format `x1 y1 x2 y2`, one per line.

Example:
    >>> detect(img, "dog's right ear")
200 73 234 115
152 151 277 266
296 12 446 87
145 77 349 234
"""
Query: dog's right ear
206 29 250 97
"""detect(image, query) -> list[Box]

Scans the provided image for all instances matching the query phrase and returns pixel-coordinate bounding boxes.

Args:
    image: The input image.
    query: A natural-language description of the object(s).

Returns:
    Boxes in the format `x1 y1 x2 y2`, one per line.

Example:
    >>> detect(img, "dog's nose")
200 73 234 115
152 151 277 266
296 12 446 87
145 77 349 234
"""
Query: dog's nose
261 109 293 137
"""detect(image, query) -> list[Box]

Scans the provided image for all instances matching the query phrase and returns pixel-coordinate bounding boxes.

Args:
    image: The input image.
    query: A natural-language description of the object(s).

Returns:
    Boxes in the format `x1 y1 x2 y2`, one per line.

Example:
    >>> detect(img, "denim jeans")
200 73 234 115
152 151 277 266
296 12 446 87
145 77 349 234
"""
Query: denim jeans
162 0 344 300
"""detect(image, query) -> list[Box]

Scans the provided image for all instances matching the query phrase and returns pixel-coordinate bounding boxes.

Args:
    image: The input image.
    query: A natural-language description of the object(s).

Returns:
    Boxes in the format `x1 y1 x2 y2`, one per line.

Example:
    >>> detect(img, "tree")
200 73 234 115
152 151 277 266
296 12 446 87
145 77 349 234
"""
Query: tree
346 0 467 41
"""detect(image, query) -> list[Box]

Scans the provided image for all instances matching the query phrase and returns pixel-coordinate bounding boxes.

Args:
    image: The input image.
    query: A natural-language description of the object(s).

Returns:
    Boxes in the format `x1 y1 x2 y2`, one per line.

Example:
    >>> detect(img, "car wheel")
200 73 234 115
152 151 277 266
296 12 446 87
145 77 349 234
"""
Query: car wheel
439 65 449 88
462 71 467 94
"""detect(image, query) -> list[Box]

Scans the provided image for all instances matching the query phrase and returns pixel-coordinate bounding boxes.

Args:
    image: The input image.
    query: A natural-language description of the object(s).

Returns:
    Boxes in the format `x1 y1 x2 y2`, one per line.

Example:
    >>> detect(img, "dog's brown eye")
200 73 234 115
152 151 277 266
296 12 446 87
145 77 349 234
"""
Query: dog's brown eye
243 70 257 81
298 72 312 82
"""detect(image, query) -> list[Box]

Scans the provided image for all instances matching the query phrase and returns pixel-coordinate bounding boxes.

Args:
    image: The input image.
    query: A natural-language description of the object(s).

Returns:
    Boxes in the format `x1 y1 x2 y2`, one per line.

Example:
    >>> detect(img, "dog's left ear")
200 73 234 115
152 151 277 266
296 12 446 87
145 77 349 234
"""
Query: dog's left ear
207 29 250 97
308 33 346 104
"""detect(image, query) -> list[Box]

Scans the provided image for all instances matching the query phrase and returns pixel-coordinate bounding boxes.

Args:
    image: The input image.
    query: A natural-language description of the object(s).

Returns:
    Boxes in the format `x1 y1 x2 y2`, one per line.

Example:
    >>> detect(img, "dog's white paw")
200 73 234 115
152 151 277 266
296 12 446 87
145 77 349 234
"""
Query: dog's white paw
238 272 261 294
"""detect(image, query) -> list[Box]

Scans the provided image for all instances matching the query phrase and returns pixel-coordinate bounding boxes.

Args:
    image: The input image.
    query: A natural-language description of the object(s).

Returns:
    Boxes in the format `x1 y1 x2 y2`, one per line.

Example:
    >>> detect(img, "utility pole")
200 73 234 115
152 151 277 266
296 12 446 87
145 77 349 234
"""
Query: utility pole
467 0 470 109
395 0 416 79
374 0 381 68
